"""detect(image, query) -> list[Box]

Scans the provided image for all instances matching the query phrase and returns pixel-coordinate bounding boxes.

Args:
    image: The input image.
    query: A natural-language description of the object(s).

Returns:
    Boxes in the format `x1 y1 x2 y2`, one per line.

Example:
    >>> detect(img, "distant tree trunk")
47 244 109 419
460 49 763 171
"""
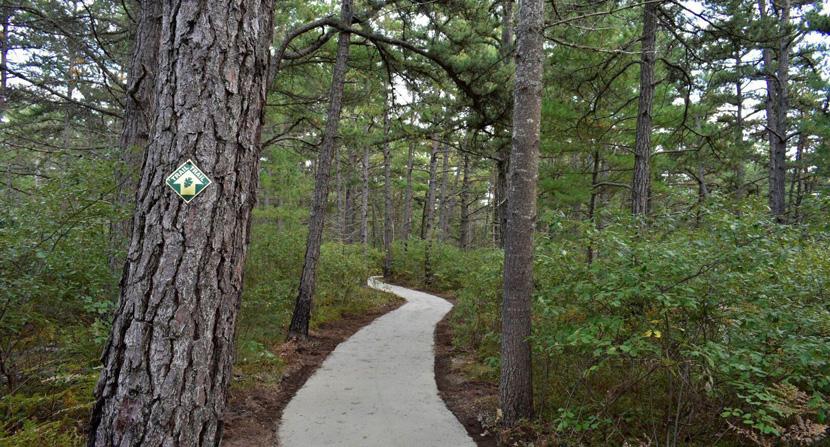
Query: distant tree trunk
361 143 369 247
759 0 789 220
344 149 356 242
110 0 162 272
336 149 345 242
500 0 543 427
587 150 600 264
87 0 275 445
445 159 459 241
438 142 450 241
382 92 394 277
631 0 659 216
772 0 790 219
288 0 353 340
460 152 472 250
422 139 439 286
420 139 439 240
400 141 415 241
734 50 746 200
0 6 9 121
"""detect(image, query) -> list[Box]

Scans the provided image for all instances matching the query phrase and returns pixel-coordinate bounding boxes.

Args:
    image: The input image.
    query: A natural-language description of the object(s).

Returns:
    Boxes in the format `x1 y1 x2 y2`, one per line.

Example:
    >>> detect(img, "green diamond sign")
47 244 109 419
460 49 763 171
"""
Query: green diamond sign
166 159 211 203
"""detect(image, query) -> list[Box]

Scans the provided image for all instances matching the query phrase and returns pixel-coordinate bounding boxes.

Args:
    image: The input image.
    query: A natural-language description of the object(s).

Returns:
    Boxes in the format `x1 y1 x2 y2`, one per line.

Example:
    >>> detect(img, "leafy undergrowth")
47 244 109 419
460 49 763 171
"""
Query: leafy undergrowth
394 200 830 446
0 209 392 445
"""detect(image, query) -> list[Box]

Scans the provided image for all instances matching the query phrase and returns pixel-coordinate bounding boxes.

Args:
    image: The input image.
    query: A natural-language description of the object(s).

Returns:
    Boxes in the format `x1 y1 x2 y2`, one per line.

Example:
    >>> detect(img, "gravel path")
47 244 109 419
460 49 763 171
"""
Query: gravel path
277 277 475 447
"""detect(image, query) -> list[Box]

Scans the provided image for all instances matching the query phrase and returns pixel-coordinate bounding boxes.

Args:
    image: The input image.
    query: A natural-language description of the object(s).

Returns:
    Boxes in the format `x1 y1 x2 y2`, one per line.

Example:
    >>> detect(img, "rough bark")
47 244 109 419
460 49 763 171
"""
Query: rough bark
401 141 415 241
631 0 659 216
288 0 353 340
88 1 275 445
499 0 543 427
382 93 394 277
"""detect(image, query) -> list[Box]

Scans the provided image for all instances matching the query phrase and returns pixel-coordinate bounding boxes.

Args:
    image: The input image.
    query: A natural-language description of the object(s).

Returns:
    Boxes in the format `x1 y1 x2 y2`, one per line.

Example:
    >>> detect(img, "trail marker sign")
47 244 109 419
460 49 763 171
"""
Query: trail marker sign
166 159 211 202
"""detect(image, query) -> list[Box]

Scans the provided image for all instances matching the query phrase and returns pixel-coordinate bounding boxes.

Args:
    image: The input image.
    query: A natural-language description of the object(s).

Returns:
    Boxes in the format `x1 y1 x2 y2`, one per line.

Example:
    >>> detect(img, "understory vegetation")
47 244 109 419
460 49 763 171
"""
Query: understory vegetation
0 181 391 446
395 197 830 445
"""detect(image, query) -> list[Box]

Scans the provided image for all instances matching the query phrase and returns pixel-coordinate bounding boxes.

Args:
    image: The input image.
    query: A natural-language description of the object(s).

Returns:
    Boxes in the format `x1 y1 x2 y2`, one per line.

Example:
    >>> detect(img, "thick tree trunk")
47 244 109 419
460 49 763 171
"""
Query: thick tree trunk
631 0 659 216
382 93 394 276
110 0 162 272
460 152 472 250
88 1 275 445
400 141 415 241
438 142 450 241
288 0 353 340
499 0 543 427
420 139 439 240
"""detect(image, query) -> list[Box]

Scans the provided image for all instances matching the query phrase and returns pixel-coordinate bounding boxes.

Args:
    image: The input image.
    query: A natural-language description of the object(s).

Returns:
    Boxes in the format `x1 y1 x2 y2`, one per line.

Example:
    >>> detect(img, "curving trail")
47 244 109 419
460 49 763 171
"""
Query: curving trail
277 277 475 447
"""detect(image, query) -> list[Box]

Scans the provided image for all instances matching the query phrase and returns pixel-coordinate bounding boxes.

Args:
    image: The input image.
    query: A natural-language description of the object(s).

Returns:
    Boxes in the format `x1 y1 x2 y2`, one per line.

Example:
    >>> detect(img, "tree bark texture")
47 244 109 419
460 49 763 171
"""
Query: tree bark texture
88 0 276 445
288 0 352 340
499 0 543 427
631 0 659 216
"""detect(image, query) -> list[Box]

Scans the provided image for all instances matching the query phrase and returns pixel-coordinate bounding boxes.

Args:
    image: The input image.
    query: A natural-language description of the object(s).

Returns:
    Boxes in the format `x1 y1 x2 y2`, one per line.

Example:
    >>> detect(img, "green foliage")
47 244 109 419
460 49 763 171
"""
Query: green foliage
395 200 830 445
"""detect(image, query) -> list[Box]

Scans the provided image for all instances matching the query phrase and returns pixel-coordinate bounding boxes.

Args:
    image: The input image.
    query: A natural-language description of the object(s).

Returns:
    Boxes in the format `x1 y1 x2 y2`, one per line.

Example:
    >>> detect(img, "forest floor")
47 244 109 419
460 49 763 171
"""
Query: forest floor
221 296 404 447
277 278 475 447
434 308 500 447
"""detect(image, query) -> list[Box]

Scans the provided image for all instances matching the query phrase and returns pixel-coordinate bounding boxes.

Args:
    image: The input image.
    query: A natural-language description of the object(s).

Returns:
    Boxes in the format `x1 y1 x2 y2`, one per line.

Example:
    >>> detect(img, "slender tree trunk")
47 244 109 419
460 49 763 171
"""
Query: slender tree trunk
587 150 600 264
420 139 439 240
288 0 353 340
631 0 659 216
88 1 275 445
500 0 543 427
360 138 369 247
771 0 790 220
438 142 450 241
336 149 345 242
445 158 459 241
421 139 439 286
734 50 746 200
460 152 472 250
493 0 514 249
0 6 9 121
401 141 415 241
382 92 394 277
